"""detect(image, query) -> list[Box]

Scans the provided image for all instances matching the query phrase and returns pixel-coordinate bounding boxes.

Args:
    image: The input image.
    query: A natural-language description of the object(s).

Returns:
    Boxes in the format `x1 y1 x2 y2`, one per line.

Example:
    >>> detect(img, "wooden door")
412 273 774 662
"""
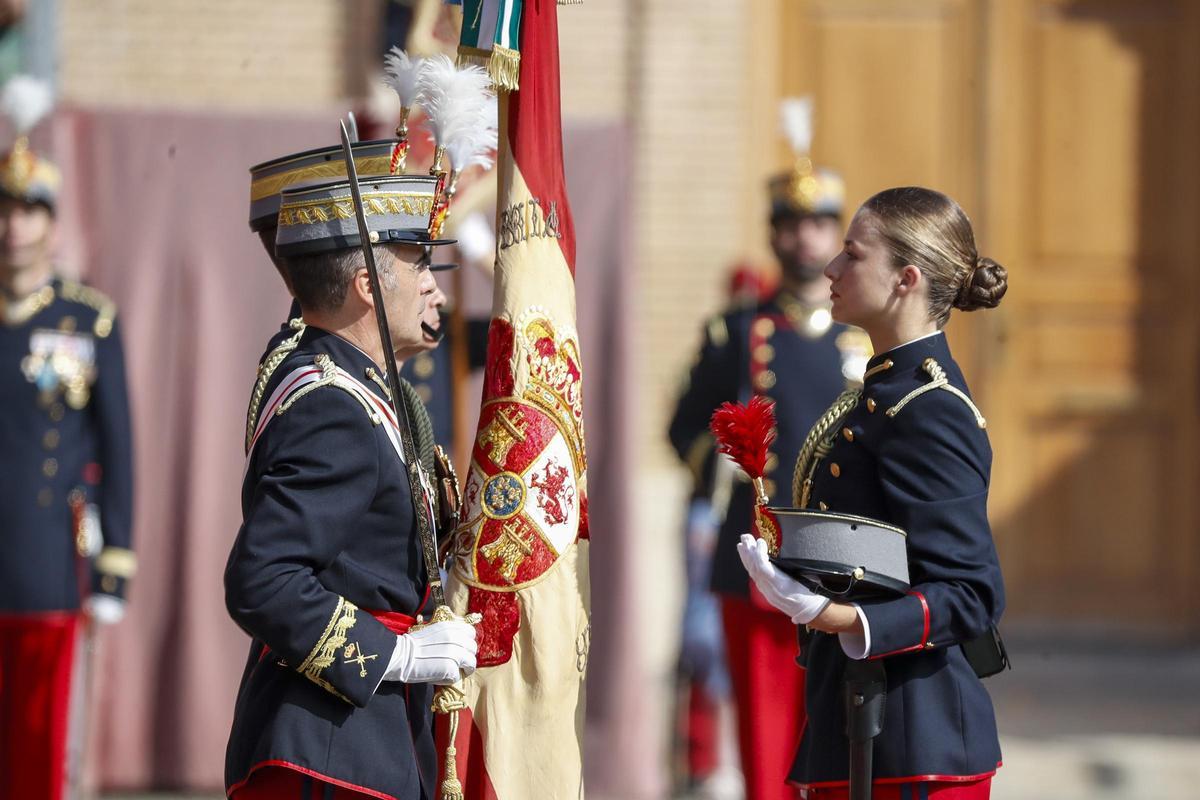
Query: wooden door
770 0 1200 635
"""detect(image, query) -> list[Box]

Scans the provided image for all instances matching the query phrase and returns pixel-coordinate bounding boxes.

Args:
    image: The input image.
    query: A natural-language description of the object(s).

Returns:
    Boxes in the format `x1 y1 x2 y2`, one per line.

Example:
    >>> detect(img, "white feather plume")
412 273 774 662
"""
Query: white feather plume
417 55 497 173
383 47 426 108
2 75 54 135
779 96 814 156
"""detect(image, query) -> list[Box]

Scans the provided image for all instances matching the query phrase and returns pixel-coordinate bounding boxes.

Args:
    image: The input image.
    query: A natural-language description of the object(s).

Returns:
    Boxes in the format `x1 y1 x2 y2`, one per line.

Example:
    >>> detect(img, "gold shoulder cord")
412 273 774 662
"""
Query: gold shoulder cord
60 281 116 338
791 388 862 508
244 319 306 452
885 358 987 429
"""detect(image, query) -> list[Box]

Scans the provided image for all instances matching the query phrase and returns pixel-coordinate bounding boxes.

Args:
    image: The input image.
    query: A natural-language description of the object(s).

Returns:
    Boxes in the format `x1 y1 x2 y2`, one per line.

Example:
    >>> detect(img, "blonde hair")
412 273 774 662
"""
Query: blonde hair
860 187 1007 327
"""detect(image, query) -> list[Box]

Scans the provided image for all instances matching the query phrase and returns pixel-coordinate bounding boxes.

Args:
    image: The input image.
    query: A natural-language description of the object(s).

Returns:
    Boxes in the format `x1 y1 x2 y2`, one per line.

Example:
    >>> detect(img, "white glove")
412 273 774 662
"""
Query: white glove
737 534 832 625
84 594 127 625
383 620 478 686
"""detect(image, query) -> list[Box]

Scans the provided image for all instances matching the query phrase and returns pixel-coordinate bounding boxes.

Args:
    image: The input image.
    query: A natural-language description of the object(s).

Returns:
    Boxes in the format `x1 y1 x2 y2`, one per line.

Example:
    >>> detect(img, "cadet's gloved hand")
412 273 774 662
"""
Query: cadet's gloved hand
383 620 478 686
737 534 831 625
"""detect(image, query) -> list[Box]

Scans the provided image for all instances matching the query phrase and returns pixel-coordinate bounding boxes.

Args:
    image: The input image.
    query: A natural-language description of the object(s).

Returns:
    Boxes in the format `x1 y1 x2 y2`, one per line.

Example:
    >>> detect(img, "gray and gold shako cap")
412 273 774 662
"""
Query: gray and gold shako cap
275 174 456 258
248 139 397 232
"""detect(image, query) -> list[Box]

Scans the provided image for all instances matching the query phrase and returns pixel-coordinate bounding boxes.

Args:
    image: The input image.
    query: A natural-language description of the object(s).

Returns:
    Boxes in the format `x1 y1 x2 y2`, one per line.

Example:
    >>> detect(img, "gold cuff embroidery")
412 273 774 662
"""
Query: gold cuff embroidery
297 597 359 701
96 546 138 578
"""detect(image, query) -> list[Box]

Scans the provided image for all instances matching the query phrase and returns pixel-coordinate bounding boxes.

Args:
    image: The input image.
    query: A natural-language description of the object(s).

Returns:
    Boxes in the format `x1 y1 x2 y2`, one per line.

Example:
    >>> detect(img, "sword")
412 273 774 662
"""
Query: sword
338 123 477 800
338 120 445 607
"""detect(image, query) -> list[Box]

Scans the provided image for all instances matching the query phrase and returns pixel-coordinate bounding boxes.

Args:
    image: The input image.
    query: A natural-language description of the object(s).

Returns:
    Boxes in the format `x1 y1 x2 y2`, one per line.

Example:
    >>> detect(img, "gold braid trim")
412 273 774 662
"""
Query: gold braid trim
791 388 862 508
297 596 358 703
245 318 306 452
886 358 986 429
96 546 138 578
274 354 383 425
60 281 117 338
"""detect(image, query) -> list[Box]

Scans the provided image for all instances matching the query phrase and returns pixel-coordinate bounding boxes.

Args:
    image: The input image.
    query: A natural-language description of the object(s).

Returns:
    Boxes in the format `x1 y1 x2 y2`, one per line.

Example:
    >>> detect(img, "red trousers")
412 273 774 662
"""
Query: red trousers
0 612 80 800
231 764 381 799
721 593 806 800
801 777 992 799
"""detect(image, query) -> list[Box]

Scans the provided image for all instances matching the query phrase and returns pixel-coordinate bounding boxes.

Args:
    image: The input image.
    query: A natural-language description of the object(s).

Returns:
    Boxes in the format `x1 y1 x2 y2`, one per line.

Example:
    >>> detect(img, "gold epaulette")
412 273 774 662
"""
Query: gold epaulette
885 358 987 429
59 281 117 338
244 318 306 452
275 353 382 425
792 388 862 507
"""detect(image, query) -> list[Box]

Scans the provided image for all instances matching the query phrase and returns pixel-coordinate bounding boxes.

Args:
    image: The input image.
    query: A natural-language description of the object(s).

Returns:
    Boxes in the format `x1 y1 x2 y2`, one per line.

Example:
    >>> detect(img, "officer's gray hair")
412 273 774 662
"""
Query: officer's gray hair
284 245 398 314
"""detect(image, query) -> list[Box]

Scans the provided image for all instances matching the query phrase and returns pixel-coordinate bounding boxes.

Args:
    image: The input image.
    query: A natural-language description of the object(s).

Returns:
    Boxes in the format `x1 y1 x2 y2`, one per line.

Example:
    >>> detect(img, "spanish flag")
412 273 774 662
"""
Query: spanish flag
441 1 590 797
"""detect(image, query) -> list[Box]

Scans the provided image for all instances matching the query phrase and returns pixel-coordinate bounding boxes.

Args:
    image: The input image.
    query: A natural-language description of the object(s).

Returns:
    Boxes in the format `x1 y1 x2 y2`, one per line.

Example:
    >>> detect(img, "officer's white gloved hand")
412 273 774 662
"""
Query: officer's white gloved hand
84 594 127 625
737 534 832 625
384 620 478 686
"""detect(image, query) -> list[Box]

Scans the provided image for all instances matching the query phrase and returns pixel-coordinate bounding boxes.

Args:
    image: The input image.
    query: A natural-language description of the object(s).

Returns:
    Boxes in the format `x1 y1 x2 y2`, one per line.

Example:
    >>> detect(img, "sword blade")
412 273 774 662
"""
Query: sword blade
338 122 446 607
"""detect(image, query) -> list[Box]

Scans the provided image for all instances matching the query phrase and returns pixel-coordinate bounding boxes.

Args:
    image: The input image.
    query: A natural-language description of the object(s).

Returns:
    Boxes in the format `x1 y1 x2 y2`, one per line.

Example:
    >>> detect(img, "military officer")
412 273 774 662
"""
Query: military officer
740 186 1008 799
0 81 134 800
244 138 400 453
668 159 869 800
224 174 478 800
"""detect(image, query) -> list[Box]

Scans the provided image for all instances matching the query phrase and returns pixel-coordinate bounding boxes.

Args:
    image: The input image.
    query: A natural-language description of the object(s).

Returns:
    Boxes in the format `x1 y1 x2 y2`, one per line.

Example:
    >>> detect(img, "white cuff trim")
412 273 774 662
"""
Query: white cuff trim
838 604 872 660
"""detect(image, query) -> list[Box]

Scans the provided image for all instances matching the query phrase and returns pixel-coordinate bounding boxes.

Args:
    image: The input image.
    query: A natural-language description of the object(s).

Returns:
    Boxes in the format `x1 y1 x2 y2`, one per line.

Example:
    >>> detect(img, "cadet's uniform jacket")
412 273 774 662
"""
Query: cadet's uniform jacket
225 327 436 800
668 291 867 597
789 332 1004 788
0 278 134 611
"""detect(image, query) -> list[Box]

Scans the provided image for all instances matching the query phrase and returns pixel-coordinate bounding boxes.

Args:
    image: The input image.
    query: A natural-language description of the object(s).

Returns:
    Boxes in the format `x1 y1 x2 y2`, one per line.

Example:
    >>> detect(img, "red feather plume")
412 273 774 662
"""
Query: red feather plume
709 396 777 479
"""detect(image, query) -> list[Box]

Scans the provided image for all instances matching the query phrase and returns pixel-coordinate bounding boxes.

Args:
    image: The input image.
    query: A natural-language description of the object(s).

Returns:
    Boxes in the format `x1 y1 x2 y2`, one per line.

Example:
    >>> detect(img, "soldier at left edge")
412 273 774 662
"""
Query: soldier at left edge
0 75 135 800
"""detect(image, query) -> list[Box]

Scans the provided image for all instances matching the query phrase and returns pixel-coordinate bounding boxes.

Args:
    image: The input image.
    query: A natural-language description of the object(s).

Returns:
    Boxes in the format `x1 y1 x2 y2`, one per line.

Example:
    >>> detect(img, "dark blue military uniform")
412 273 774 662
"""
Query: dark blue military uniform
0 278 134 611
225 326 437 800
669 291 869 597
789 332 1004 789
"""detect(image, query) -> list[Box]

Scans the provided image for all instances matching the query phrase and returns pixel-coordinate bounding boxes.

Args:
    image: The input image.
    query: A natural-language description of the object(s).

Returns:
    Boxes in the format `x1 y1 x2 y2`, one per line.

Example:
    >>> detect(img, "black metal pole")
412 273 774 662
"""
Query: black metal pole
843 659 887 800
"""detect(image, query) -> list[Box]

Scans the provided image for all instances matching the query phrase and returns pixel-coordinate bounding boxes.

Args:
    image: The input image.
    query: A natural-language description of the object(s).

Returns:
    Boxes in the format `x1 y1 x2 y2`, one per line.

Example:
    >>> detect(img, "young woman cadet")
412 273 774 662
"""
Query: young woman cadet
739 186 1009 800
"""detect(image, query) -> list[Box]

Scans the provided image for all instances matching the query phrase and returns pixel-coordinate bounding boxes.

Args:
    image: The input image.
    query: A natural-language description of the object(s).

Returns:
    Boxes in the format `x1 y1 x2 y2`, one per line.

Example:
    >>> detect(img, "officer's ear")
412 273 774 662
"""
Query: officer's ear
895 264 923 298
350 266 375 309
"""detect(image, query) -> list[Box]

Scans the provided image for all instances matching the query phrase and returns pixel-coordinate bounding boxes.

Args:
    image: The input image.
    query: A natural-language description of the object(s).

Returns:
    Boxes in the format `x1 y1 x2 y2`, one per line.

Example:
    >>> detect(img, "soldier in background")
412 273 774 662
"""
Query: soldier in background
0 76 134 800
669 103 868 800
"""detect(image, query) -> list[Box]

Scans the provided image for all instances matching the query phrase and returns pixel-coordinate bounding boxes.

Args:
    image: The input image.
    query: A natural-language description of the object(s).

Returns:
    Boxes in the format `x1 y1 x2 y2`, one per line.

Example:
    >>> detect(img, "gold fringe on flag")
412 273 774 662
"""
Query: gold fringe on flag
558 0 585 5
456 45 521 92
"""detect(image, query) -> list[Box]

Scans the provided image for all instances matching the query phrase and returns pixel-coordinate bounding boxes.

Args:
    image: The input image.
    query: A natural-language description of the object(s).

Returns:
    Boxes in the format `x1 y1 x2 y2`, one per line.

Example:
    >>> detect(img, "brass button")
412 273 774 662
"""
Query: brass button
752 318 775 337
755 370 777 391
49 403 65 421
101 575 118 594
37 488 53 507
818 501 828 511
43 458 58 477
753 344 775 363
830 462 841 478
43 429 60 449
764 452 779 474
414 354 435 379
842 427 854 442
866 398 876 413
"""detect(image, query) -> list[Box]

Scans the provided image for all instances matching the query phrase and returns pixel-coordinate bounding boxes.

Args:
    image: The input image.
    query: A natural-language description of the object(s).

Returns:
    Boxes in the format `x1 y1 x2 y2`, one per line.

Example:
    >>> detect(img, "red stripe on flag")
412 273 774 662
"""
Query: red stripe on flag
508 0 576 274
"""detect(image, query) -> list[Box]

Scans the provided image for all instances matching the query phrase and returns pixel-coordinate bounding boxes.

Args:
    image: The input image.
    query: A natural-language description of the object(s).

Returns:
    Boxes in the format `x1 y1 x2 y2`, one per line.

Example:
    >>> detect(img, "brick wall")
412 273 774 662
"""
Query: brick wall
57 0 350 110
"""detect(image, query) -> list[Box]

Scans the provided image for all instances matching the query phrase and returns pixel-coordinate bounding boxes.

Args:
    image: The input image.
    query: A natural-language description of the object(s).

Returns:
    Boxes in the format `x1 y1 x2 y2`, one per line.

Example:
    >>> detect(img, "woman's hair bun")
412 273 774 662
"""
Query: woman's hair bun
953 257 1008 311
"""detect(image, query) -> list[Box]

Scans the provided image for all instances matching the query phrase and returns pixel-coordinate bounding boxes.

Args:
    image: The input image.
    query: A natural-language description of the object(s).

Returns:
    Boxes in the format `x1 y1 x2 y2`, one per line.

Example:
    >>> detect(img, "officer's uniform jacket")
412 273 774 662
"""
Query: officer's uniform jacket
0 278 134 611
225 327 436 800
789 332 1004 788
668 290 868 597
